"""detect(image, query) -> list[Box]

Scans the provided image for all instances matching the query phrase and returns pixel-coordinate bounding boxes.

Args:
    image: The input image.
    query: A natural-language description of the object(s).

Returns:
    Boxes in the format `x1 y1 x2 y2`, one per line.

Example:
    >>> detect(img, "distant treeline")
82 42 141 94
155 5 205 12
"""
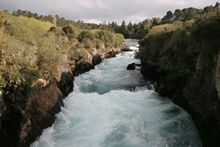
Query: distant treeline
7 2 220 40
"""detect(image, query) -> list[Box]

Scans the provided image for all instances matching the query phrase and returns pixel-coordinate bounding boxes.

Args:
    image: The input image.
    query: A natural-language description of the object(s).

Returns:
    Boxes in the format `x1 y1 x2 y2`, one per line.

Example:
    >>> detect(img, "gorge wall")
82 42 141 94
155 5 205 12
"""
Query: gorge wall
0 46 125 147
139 17 220 147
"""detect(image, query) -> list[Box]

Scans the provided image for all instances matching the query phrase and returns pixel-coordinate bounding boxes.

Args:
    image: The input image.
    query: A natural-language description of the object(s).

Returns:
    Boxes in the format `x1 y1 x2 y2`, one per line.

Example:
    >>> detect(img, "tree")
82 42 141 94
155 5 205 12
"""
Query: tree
214 2 220 10
119 20 128 38
62 25 77 39
127 21 133 31
182 8 200 20
121 20 127 32
151 17 160 26
174 9 183 21
161 11 174 23
77 31 95 42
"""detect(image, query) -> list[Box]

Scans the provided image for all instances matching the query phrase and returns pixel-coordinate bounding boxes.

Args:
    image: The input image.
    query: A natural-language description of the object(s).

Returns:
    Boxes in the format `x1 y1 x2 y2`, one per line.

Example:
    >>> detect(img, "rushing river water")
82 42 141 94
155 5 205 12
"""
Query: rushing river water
32 39 202 147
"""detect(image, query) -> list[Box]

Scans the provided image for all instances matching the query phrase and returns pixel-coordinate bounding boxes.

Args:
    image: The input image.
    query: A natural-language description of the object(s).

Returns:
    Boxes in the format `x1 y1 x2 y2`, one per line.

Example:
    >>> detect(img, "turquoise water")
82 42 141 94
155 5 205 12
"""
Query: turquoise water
32 39 202 147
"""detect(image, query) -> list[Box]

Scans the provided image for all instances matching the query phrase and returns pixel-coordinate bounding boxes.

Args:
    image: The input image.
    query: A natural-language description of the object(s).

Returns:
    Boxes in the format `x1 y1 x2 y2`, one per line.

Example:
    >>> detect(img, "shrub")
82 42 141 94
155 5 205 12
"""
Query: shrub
77 31 95 42
147 22 183 37
95 30 115 48
81 38 94 48
62 25 78 40
95 39 105 49
49 26 56 32
114 33 124 47
0 74 6 89
37 34 61 73
68 46 82 61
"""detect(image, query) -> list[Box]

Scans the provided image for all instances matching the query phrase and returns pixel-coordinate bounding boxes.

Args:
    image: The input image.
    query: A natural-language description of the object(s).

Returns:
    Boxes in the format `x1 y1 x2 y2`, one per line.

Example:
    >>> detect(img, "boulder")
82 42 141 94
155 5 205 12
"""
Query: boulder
92 54 102 65
127 63 136 70
105 51 117 58
122 48 132 52
127 63 141 70
74 62 94 76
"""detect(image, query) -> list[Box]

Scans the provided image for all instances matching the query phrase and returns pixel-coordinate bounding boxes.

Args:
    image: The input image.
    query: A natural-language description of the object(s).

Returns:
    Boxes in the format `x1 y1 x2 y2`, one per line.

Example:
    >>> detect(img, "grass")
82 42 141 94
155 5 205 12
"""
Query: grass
0 11 124 91
148 21 184 37
0 12 53 44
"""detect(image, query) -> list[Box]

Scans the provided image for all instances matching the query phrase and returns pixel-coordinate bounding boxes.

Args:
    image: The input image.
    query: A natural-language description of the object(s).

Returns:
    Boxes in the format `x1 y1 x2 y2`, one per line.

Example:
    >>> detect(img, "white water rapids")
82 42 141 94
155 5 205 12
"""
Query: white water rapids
32 39 202 147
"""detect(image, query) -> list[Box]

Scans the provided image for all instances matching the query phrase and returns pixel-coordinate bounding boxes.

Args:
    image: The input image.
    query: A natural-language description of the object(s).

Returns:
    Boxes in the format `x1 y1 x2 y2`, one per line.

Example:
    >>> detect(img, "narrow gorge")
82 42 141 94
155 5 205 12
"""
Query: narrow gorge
1 2 220 147
32 40 202 147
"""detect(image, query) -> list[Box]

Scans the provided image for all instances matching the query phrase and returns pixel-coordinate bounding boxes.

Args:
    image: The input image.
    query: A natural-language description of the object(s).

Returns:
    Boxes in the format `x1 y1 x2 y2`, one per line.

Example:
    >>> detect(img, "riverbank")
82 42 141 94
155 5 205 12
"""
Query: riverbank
0 11 126 147
139 15 220 147
0 44 127 147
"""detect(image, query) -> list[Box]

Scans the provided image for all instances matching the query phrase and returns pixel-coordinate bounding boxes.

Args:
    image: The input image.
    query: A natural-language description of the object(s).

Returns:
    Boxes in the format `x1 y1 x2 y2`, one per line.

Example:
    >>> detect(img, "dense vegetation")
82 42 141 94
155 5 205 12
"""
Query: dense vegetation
9 2 220 41
10 9 151 39
139 2 220 147
139 2 220 98
0 11 124 96
107 2 220 39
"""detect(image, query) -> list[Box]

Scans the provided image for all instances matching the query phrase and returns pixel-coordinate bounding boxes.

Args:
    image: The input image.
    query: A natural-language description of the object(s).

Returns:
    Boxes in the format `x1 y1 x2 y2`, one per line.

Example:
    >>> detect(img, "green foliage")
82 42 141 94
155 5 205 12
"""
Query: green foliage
68 47 82 61
77 31 96 48
161 3 220 24
78 31 95 42
83 38 94 48
0 74 6 89
139 7 220 96
77 30 124 49
192 17 220 50
161 11 175 23
112 19 153 39
147 22 184 37
114 33 124 47
0 9 124 92
0 12 52 44
182 7 201 20
37 34 61 72
12 10 77 27
95 39 105 49
62 25 78 40
0 27 37 86
95 30 115 47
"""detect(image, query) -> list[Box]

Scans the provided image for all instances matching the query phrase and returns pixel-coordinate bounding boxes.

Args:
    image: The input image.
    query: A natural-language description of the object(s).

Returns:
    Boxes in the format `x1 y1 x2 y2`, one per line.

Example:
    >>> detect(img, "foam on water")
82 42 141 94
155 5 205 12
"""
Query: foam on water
32 40 202 147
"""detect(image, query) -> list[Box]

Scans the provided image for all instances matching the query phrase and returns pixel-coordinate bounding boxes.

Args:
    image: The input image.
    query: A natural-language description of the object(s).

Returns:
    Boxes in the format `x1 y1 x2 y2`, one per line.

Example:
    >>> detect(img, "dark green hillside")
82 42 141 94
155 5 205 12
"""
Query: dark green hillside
139 3 220 147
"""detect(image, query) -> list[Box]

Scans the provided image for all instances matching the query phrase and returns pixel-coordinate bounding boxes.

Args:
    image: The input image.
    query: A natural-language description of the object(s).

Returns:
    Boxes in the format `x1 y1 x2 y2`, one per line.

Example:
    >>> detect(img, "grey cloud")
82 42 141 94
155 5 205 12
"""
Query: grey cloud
0 0 218 23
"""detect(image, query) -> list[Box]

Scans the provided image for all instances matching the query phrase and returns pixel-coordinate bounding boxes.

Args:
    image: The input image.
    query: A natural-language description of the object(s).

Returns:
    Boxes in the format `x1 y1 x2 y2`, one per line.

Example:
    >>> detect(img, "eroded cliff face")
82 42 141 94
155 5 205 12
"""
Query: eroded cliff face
140 17 220 147
215 52 220 99
141 47 220 147
182 52 220 147
0 46 125 147
0 74 69 147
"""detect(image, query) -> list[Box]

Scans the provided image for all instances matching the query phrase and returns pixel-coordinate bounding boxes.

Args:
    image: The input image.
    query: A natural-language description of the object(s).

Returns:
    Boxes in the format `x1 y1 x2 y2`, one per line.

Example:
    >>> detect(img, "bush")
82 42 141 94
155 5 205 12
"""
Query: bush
37 34 61 73
0 27 38 87
0 11 126 90
95 39 105 49
95 30 115 48
81 38 94 48
114 33 124 47
62 25 78 40
147 22 183 37
0 74 6 89
77 31 95 42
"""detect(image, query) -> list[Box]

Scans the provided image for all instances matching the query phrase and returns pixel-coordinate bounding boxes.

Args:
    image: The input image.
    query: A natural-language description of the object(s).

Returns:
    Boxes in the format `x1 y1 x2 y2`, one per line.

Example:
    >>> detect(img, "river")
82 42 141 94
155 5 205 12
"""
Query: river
32 39 202 147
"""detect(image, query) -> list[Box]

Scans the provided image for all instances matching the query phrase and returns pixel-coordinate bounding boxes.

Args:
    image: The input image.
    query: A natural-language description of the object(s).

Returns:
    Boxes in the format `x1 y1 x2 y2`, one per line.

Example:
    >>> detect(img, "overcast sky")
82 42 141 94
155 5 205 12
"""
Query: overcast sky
0 0 218 24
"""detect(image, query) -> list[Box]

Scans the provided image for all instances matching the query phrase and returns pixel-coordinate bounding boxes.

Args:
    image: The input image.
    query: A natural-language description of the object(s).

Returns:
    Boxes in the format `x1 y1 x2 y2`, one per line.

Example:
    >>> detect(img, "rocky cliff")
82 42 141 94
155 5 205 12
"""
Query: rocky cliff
0 46 125 147
140 17 220 147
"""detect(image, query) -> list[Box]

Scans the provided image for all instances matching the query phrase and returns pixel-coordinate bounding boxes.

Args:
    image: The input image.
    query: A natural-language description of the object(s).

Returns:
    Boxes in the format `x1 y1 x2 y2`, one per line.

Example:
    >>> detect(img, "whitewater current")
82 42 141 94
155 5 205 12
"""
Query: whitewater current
32 39 202 147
